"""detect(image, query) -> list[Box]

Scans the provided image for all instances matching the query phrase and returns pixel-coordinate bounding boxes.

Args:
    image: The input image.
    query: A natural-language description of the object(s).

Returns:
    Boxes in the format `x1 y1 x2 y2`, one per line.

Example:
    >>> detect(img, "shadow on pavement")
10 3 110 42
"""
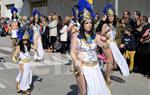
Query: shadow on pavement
65 60 72 65
110 75 126 83
30 75 43 91
67 84 78 95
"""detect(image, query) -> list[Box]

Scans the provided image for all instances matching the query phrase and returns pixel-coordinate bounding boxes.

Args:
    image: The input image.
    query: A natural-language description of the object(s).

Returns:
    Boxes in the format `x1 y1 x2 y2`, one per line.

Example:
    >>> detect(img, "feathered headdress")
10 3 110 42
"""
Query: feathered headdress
79 8 92 23
72 0 95 23
32 8 40 17
11 6 18 14
72 5 80 20
17 23 33 43
103 3 115 15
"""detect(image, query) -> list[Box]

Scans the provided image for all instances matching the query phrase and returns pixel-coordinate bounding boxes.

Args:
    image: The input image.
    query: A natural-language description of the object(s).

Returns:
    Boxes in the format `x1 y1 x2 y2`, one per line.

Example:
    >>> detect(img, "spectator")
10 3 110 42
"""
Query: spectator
122 10 135 29
60 16 71 54
41 16 50 50
49 13 58 52
139 26 150 78
121 26 136 72
133 10 141 22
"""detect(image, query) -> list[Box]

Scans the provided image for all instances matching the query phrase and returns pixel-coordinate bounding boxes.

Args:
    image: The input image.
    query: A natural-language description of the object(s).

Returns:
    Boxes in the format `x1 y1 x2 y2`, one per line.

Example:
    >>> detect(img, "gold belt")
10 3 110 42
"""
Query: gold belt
19 59 30 63
73 61 98 77
82 61 98 67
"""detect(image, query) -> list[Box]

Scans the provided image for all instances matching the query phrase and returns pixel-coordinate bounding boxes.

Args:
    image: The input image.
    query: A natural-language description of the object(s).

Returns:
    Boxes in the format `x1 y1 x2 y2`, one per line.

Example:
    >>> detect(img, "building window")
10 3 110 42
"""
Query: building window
6 4 15 10
31 0 47 8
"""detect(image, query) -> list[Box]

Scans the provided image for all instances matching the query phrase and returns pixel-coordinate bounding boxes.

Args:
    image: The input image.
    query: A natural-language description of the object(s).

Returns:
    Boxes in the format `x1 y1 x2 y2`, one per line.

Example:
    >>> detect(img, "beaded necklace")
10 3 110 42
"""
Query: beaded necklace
82 33 93 48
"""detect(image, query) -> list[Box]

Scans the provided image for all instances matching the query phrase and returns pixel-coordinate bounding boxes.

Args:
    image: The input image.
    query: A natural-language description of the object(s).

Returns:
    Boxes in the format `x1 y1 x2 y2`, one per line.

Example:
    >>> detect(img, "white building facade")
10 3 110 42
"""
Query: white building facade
1 0 24 18
0 0 48 18
0 0 149 18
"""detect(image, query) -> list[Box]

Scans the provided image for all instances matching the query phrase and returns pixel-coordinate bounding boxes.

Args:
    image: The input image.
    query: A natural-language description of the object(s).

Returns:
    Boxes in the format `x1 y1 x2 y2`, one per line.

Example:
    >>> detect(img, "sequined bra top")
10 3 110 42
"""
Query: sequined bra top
76 37 98 63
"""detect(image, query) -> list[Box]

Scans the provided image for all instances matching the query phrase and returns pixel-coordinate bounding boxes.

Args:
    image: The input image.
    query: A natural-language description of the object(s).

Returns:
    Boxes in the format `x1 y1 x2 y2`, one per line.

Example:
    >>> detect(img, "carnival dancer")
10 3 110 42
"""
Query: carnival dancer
13 24 33 95
101 3 129 84
70 8 111 95
32 9 44 61
10 6 19 53
48 13 58 52
11 6 19 20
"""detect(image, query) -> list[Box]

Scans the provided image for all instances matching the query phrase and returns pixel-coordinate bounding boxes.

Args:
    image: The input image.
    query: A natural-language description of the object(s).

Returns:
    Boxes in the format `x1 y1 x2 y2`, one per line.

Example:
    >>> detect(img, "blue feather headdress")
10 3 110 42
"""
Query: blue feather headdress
32 8 40 17
72 0 95 22
11 6 18 14
103 3 114 15
28 29 33 43
17 23 33 43
17 28 24 41
72 5 80 20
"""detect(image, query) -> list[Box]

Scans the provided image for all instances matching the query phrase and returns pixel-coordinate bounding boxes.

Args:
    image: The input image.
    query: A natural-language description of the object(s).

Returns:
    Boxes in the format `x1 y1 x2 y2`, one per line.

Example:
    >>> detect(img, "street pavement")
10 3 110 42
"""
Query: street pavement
0 36 149 95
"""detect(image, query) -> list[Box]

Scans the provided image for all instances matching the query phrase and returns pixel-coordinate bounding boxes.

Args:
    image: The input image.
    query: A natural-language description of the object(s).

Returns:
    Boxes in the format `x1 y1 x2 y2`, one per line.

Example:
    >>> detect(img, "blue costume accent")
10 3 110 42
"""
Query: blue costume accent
77 34 96 39
11 6 18 14
17 28 24 41
103 3 114 15
32 8 40 17
77 0 95 19
72 5 80 20
28 29 34 44
17 24 34 43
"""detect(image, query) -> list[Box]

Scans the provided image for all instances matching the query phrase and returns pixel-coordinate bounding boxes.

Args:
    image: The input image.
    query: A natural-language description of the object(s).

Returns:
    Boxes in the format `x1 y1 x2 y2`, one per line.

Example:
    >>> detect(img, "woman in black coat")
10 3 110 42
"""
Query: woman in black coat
41 17 50 50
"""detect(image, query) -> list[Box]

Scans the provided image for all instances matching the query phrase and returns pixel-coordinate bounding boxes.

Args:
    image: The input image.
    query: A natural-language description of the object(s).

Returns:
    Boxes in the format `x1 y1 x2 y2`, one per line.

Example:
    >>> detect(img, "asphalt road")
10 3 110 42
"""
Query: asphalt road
0 36 149 95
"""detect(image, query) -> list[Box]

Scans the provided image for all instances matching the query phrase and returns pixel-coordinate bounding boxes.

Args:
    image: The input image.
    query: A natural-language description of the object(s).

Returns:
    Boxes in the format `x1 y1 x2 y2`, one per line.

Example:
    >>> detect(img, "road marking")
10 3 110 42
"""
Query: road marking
0 47 12 52
32 67 50 75
0 67 4 70
2 62 18 69
0 59 69 70
0 82 6 88
0 52 9 57
0 47 72 70
50 54 70 63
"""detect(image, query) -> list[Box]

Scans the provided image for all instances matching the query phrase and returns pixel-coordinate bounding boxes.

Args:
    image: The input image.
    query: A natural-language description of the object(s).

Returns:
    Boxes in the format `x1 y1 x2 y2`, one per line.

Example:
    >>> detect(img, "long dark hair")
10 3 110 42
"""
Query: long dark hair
78 19 96 40
32 17 41 26
11 15 18 20
18 39 31 53
106 14 117 27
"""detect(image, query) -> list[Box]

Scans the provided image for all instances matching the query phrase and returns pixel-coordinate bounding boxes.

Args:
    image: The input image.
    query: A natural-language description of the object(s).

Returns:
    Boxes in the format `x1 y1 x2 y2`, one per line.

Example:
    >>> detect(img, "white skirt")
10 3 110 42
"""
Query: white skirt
109 42 129 77
16 62 32 91
34 38 44 60
82 64 111 95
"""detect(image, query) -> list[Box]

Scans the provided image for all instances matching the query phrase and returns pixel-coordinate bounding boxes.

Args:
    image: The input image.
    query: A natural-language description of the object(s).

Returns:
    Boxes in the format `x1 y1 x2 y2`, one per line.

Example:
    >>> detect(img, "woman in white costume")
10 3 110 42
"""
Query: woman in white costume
10 6 19 53
101 7 129 84
32 9 44 61
70 10 111 95
13 30 32 95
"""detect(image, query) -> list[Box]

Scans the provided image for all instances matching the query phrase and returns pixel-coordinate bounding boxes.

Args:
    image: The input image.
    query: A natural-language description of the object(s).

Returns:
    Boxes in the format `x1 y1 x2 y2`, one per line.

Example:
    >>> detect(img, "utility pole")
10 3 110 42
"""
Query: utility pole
115 0 118 16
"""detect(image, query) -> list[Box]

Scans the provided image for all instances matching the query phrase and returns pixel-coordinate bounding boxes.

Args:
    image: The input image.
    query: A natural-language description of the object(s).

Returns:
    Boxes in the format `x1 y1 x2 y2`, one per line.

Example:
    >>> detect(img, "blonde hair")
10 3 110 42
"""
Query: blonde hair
53 15 58 20
62 16 71 26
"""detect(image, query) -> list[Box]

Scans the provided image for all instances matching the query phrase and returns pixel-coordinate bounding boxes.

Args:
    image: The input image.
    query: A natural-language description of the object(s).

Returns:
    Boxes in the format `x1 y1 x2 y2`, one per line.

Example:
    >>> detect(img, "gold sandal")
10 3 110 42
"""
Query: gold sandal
26 89 31 95
22 90 27 95
106 80 112 86
16 82 20 93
